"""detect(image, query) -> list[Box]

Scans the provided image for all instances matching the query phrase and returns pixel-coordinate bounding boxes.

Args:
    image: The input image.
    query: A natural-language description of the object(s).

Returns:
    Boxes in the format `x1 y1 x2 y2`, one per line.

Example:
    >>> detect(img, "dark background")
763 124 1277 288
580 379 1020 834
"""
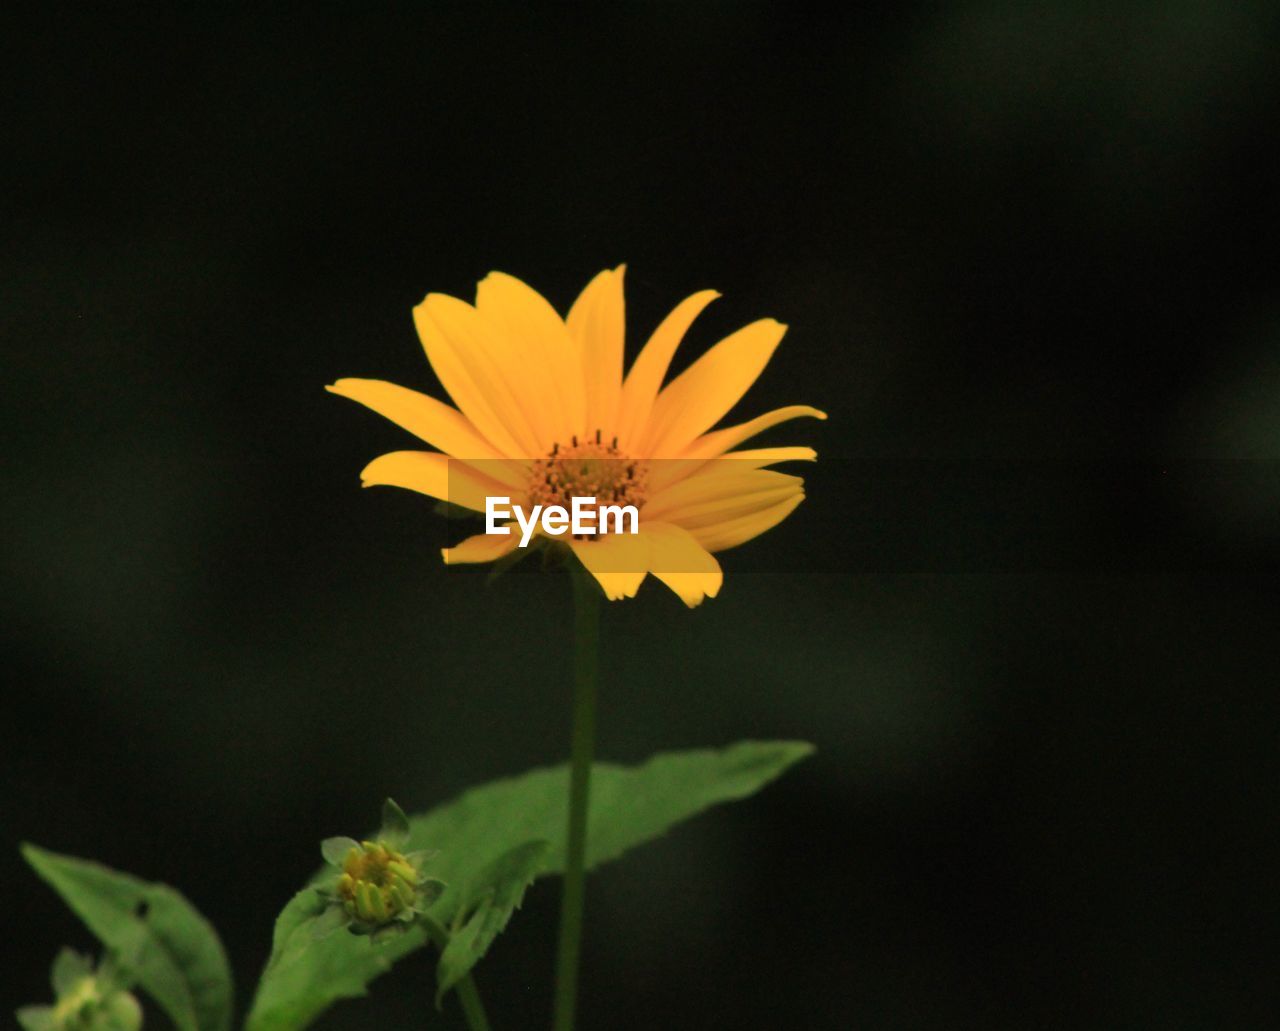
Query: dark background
4 3 1279 1027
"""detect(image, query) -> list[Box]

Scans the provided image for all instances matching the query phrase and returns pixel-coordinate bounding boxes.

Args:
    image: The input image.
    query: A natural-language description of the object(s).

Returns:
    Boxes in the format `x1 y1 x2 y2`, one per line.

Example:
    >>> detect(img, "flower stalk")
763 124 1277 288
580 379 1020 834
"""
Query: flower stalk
422 915 493 1031
552 561 601 1031
455 976 493 1031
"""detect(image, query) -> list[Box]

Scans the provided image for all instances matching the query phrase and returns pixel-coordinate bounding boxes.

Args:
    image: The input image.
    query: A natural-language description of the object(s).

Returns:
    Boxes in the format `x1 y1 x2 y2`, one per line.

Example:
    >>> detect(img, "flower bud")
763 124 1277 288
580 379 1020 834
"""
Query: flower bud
313 798 446 941
17 949 143 1031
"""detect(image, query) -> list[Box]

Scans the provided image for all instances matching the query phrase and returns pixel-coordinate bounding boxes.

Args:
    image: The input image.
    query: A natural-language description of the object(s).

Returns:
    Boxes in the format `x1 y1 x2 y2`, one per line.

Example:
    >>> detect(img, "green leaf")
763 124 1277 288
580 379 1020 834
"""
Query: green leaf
247 740 812 1030
309 905 348 942
436 840 549 1006
21 844 235 1031
15 1006 55 1031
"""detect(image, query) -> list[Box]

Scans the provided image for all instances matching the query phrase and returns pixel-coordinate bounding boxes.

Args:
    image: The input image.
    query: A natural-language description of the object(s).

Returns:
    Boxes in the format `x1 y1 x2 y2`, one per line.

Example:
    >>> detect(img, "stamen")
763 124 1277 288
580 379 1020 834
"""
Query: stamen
526 433 648 533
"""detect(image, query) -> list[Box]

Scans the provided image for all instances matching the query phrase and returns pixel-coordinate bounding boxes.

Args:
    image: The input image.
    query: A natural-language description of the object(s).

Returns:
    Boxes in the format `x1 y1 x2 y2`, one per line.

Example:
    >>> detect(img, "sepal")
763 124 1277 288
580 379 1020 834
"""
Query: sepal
379 798 410 848
320 837 360 867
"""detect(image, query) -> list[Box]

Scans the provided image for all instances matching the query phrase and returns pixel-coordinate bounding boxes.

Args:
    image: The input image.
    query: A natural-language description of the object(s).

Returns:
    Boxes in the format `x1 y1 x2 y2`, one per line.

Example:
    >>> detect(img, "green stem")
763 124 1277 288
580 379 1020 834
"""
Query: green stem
422 916 493 1031
552 563 601 1031
454 975 493 1031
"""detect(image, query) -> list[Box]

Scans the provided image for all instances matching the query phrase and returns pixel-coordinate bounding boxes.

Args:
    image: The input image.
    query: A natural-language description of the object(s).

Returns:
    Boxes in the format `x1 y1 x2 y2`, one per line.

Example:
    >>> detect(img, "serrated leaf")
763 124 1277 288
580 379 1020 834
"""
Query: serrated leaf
436 840 548 1006
21 844 234 1031
255 885 404 1027
247 740 812 1030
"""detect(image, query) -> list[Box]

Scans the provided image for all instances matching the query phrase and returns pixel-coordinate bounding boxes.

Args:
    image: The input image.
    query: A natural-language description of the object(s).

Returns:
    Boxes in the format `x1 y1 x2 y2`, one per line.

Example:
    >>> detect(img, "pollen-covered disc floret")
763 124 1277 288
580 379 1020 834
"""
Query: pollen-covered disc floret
313 798 445 942
527 431 647 537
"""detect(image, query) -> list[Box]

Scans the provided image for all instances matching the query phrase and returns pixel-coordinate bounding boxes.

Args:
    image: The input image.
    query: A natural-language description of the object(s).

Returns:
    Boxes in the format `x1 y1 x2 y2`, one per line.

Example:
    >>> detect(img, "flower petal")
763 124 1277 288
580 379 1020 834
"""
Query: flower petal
642 319 787 455
359 451 509 513
326 379 526 489
442 530 519 565
645 468 803 524
476 272 585 446
414 293 544 456
616 288 719 450
569 532 649 600
689 493 806 553
719 446 817 467
645 521 723 607
684 404 827 460
650 478 803 532
646 406 826 494
567 266 625 436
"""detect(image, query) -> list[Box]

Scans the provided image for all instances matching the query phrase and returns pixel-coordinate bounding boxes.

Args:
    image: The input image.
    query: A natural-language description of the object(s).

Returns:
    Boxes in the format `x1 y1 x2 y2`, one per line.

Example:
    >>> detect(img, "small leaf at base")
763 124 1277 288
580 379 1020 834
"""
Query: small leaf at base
435 840 549 1006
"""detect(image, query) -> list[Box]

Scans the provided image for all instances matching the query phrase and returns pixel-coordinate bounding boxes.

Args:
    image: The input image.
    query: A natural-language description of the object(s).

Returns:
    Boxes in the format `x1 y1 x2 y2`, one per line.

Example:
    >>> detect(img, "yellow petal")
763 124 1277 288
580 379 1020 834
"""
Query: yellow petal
359 451 510 513
689 493 805 553
414 293 544 457
656 487 803 532
615 289 719 450
475 272 584 446
569 532 649 601
642 319 787 456
326 379 525 488
684 405 827 460
442 531 519 565
718 446 817 467
567 267 625 436
644 468 803 525
647 406 826 493
645 522 723 607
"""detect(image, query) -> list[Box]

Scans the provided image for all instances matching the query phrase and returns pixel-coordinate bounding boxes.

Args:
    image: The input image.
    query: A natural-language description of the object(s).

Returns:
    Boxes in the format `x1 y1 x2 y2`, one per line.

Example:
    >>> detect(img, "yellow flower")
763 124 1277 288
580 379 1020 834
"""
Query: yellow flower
329 267 825 606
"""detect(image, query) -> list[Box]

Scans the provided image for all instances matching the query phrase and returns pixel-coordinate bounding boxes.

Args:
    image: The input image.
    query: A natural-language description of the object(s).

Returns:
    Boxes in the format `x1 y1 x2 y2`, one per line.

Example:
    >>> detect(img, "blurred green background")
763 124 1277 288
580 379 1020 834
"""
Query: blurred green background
4 3 1279 1027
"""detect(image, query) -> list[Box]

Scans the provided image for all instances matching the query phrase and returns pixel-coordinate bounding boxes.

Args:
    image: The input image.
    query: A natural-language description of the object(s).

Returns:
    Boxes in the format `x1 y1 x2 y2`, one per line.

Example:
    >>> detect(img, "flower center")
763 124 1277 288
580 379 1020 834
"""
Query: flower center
338 841 419 923
528 431 646 534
